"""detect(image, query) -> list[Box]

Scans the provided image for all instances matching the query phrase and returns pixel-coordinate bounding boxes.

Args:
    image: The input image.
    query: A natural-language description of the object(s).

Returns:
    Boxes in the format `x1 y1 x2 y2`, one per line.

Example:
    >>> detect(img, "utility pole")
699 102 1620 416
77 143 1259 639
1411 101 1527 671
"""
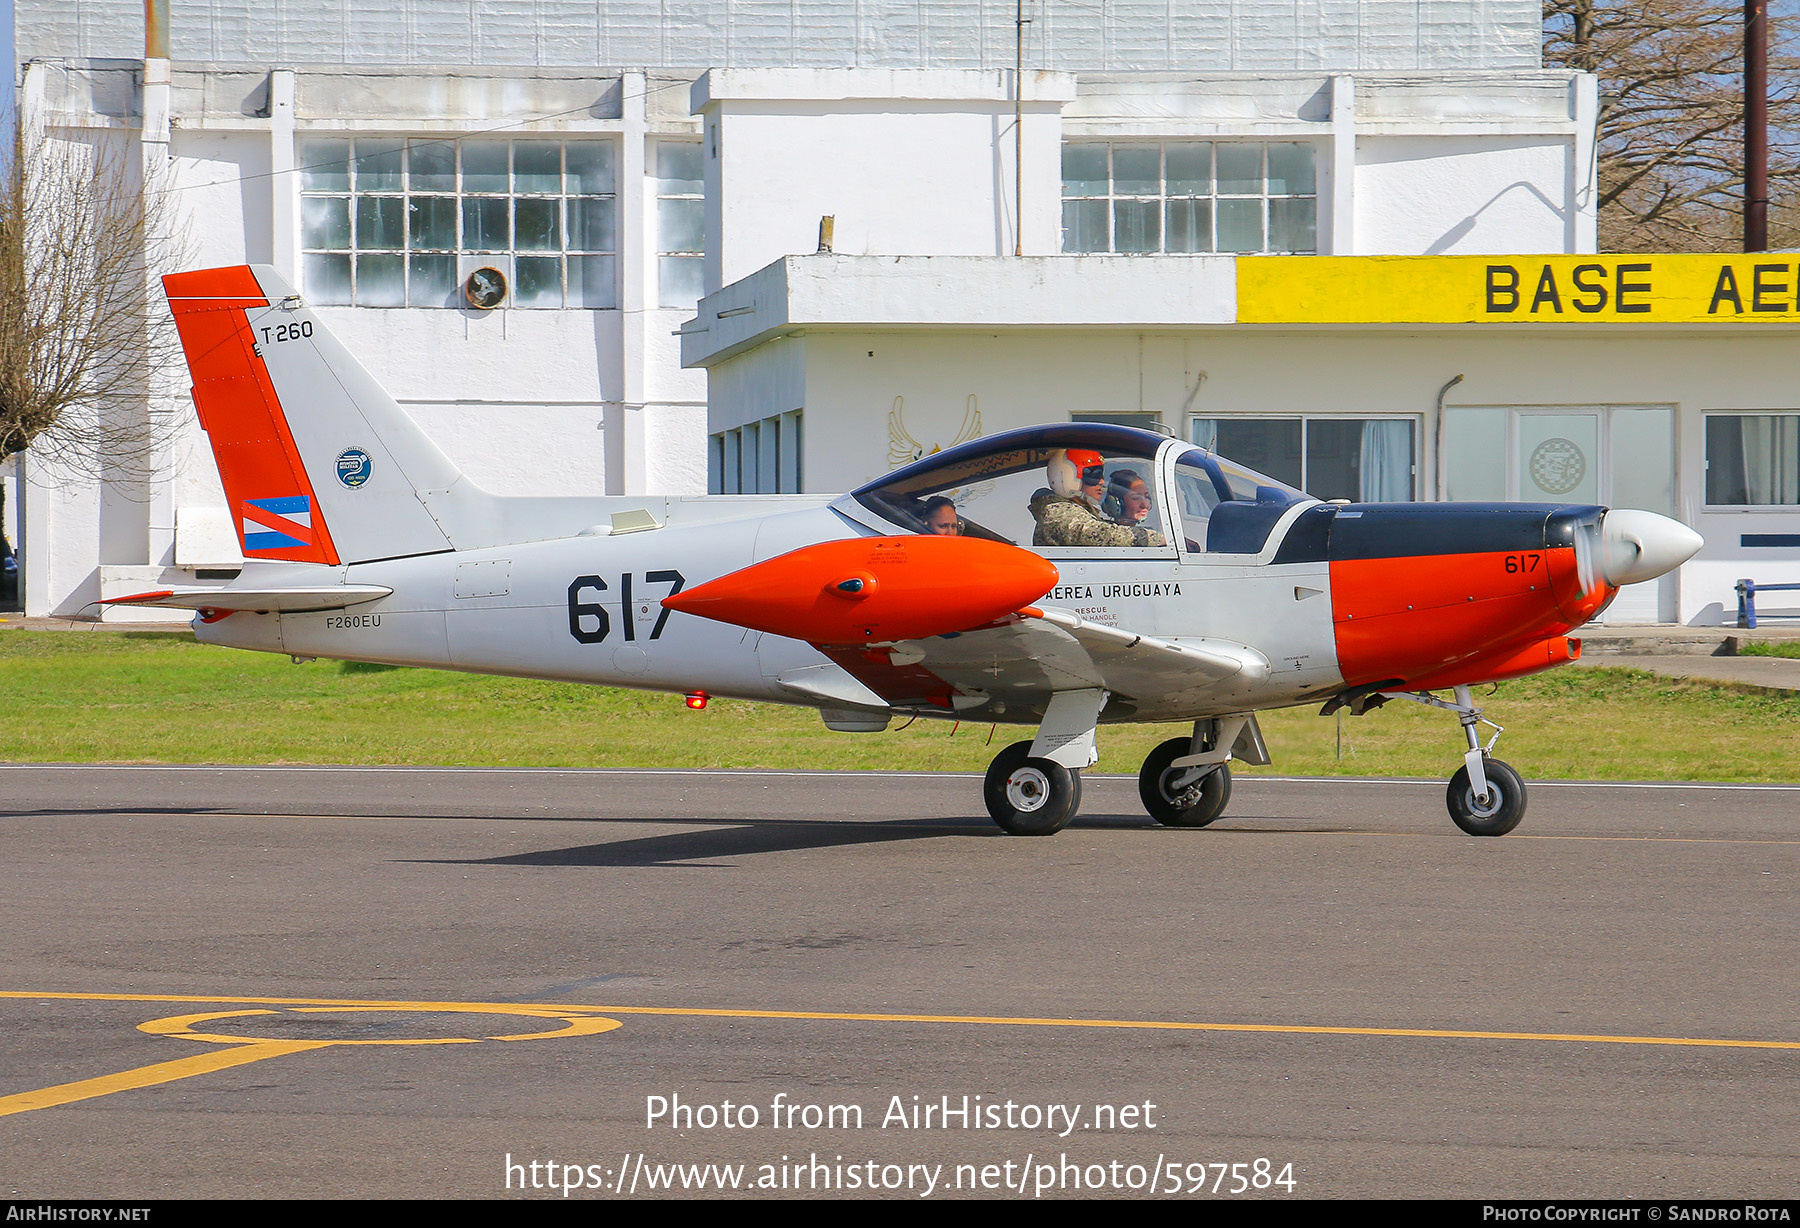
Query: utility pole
1014 0 1030 257
1746 0 1769 251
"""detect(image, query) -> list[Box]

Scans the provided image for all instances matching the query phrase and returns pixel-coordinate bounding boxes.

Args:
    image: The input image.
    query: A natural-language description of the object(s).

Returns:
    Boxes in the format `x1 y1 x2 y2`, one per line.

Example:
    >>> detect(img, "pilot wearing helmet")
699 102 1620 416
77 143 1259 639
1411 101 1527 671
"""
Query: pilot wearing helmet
1030 449 1164 548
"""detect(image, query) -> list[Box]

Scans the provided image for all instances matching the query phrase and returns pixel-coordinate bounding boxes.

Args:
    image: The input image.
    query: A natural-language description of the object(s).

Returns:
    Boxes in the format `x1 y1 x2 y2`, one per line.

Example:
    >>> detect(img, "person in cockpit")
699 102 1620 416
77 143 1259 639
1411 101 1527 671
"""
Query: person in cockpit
1102 469 1166 546
1030 449 1163 548
921 496 963 536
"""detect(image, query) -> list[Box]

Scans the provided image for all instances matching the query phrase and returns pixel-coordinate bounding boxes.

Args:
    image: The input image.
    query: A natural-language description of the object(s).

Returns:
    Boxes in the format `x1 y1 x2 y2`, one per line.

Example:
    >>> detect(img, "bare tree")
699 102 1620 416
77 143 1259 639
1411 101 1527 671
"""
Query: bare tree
1545 0 1800 251
0 120 188 482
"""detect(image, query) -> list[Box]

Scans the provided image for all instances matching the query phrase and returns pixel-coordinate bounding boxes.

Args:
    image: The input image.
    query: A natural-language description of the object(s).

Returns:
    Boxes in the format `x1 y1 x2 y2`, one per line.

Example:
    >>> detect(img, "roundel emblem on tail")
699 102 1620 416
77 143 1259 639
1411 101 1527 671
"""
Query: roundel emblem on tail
337 448 373 488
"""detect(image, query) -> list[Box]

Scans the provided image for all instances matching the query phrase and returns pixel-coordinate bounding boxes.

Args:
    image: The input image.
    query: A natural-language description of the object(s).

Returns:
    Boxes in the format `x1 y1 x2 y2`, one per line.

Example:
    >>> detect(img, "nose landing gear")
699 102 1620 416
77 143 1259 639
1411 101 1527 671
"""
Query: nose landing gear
1382 685 1527 836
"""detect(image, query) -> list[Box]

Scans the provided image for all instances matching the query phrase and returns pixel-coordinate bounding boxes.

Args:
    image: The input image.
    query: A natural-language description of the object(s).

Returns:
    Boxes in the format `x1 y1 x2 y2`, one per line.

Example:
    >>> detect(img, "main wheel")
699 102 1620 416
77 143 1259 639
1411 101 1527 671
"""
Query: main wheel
1138 736 1231 827
983 740 1082 836
1446 757 1527 836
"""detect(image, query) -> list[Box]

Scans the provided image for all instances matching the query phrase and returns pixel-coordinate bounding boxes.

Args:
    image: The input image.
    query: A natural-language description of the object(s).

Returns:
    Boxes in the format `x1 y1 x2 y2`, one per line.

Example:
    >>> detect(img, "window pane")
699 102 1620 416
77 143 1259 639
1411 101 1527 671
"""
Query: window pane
356 253 405 307
1112 145 1159 195
1707 414 1800 505
658 198 704 254
513 143 561 194
1269 198 1316 253
355 196 404 250
1217 198 1264 252
408 140 455 192
515 255 563 306
567 197 615 251
1165 199 1212 253
659 255 704 309
408 254 457 305
515 197 560 251
1445 408 1507 501
1165 142 1211 195
1214 419 1302 489
566 142 614 195
1216 144 1263 194
569 254 617 308
657 142 703 192
407 197 456 249
302 196 351 250
1062 144 1107 197
300 139 350 192
1267 143 1316 195
356 139 405 192
1061 199 1108 252
1113 199 1160 253
1356 420 1415 502
304 253 352 305
462 140 509 192
1304 419 1362 501
463 197 509 250
1611 408 1675 515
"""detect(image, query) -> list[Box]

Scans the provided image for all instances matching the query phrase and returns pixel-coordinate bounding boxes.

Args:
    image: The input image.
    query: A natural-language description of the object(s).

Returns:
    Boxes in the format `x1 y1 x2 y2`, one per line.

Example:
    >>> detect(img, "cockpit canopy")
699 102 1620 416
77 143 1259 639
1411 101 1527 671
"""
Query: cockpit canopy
851 423 1310 555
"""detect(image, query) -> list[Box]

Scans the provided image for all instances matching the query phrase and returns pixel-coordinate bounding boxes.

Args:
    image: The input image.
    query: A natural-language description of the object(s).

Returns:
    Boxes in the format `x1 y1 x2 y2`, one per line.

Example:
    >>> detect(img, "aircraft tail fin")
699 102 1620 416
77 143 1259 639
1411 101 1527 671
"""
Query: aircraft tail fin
162 265 470 566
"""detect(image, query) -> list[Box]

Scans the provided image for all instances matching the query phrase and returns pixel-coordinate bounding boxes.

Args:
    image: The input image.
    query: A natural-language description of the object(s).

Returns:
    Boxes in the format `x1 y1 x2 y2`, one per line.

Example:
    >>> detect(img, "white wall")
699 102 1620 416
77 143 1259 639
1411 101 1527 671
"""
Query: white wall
697 70 1072 293
1355 136 1577 256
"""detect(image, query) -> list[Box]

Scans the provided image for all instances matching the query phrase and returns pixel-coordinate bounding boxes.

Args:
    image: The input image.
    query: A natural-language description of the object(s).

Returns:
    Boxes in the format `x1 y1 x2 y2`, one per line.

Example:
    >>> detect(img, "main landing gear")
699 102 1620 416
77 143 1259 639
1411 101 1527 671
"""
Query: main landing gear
1135 714 1266 828
1381 685 1526 836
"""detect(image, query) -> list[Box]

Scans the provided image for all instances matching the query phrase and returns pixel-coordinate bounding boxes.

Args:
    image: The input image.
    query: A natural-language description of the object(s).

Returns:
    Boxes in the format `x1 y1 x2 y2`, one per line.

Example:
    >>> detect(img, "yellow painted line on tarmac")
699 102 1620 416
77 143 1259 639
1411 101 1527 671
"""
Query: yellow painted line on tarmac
0 1039 329 1117
0 1001 625 1117
4 989 1798 1052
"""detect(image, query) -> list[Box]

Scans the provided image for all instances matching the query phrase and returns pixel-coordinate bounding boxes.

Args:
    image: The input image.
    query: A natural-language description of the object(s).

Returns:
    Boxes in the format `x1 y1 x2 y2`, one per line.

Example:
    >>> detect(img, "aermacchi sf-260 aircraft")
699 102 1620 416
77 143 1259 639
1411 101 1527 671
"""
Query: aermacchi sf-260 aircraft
112 265 1703 837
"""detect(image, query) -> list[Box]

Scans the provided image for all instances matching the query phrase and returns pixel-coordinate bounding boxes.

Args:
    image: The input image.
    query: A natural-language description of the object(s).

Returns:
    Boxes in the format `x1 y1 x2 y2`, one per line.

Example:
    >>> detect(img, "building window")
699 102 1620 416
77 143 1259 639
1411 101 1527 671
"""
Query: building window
711 411 802 494
1192 416 1415 502
299 137 617 308
656 143 705 309
1062 142 1317 255
1706 413 1800 506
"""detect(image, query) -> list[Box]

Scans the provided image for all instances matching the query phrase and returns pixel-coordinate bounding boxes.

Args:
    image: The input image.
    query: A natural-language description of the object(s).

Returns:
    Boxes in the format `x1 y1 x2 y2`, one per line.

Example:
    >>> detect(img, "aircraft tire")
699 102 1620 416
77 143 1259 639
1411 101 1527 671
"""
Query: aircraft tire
984 740 1081 836
1139 737 1231 827
1446 758 1526 836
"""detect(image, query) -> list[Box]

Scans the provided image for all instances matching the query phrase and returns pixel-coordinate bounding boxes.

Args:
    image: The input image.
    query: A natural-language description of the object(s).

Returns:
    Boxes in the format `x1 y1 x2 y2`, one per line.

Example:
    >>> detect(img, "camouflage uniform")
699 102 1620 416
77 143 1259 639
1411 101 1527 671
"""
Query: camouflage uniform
1030 492 1167 548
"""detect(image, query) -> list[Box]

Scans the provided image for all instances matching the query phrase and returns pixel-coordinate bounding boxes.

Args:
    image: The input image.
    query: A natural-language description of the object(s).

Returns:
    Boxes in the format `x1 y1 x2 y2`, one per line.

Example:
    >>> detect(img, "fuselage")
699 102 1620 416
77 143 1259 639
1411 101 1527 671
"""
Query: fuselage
199 492 1609 726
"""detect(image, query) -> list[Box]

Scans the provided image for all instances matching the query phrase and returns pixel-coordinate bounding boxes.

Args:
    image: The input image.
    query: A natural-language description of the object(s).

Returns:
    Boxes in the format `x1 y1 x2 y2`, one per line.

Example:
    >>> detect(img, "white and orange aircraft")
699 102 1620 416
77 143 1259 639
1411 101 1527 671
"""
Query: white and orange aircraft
108 265 1703 837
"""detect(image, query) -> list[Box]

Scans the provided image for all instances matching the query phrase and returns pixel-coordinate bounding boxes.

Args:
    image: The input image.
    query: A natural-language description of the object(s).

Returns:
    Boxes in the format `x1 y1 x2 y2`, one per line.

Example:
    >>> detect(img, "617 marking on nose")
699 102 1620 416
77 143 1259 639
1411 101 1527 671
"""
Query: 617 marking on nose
1503 553 1543 574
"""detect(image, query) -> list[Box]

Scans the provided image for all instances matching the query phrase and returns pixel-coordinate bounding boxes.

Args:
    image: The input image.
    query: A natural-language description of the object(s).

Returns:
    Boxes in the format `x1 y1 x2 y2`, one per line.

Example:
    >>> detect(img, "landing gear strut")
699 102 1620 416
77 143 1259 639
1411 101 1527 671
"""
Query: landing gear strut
1384 685 1526 836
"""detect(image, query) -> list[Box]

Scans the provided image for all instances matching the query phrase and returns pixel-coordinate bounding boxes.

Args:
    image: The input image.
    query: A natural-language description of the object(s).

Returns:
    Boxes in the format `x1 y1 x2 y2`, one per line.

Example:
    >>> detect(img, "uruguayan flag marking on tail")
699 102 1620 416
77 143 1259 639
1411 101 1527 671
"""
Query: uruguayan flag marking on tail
242 496 313 551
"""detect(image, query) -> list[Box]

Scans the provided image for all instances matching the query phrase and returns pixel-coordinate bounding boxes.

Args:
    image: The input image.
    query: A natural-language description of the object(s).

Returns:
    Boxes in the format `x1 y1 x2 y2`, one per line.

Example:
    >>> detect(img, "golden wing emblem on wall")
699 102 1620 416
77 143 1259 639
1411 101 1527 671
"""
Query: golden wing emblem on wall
888 397 925 469
888 394 986 471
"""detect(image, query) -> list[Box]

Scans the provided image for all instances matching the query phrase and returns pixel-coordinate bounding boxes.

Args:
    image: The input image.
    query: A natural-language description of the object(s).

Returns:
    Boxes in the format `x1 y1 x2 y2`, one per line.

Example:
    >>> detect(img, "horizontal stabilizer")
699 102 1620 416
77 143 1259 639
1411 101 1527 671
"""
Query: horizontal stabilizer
100 585 392 614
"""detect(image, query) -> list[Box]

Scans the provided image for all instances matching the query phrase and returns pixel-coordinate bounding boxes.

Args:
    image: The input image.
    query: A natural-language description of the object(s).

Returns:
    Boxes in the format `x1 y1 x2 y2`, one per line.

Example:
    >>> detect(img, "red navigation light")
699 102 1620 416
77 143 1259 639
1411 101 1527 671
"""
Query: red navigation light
684 691 709 710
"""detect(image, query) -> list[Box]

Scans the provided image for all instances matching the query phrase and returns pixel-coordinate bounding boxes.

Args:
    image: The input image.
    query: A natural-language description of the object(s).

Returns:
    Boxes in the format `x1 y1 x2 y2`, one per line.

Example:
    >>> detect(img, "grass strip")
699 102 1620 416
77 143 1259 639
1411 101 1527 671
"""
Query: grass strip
3 630 1798 781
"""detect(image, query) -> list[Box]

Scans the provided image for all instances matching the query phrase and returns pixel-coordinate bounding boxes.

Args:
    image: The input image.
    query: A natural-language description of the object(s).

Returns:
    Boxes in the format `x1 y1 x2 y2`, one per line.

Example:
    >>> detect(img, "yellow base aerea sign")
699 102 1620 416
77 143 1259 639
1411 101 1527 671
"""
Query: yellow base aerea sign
1237 254 1800 324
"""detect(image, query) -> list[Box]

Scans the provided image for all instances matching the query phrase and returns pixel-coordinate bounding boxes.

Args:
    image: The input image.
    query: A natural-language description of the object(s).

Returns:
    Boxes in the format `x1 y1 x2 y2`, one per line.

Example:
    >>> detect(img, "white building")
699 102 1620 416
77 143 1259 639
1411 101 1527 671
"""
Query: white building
41 2 1785 626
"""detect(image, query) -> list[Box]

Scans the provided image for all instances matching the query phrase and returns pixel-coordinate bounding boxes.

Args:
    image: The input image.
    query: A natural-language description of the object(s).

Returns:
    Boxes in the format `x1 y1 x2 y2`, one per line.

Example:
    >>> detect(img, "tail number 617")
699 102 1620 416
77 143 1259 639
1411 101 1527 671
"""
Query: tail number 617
567 571 685 645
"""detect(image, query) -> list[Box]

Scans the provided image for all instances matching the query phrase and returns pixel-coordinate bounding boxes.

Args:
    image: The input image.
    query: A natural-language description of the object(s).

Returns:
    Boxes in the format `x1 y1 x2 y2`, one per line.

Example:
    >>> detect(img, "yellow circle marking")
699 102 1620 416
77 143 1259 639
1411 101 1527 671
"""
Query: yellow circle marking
137 1005 622 1046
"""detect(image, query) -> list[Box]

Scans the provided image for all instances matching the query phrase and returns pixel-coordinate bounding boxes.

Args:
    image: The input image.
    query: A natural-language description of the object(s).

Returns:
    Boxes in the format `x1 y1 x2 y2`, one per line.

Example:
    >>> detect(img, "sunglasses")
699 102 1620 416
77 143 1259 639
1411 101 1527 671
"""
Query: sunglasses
1081 466 1107 484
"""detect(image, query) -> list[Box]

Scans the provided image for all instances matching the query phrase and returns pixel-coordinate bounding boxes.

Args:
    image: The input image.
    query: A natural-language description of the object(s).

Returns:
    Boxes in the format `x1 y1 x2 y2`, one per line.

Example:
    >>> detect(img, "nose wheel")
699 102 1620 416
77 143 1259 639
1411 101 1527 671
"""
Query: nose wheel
984 741 1082 836
1447 758 1526 836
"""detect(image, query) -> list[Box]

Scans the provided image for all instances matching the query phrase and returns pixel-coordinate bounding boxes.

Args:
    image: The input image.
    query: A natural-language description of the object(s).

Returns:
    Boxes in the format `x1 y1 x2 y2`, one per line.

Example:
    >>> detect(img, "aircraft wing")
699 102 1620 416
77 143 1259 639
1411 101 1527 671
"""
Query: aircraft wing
816 604 1271 716
98 585 393 614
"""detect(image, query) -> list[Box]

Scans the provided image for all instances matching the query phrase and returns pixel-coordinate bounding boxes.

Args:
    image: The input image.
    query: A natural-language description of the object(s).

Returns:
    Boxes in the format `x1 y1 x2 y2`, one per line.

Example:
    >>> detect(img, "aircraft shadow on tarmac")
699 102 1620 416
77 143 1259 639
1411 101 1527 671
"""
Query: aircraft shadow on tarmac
410 816 999 867
402 811 1333 868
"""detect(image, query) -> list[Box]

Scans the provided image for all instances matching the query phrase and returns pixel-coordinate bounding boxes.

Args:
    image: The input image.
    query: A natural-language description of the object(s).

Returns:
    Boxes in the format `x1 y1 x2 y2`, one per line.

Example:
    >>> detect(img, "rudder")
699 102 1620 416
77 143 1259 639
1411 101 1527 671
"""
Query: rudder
163 264 465 565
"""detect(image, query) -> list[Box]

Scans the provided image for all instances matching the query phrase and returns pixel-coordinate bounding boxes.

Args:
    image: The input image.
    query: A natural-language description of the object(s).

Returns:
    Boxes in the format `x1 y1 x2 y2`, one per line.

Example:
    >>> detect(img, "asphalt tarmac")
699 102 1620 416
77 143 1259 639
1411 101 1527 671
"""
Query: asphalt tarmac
1 765 1796 1201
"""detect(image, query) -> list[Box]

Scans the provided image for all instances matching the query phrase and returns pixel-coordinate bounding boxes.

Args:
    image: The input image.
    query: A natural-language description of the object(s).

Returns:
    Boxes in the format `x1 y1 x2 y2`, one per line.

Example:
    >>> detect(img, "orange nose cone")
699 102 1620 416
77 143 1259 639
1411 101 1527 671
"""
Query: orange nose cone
662 535 1059 645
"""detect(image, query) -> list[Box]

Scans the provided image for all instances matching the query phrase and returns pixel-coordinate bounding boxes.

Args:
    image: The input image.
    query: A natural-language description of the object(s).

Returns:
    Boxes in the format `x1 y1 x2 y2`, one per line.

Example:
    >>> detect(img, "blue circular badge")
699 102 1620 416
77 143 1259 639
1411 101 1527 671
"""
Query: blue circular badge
336 448 372 489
